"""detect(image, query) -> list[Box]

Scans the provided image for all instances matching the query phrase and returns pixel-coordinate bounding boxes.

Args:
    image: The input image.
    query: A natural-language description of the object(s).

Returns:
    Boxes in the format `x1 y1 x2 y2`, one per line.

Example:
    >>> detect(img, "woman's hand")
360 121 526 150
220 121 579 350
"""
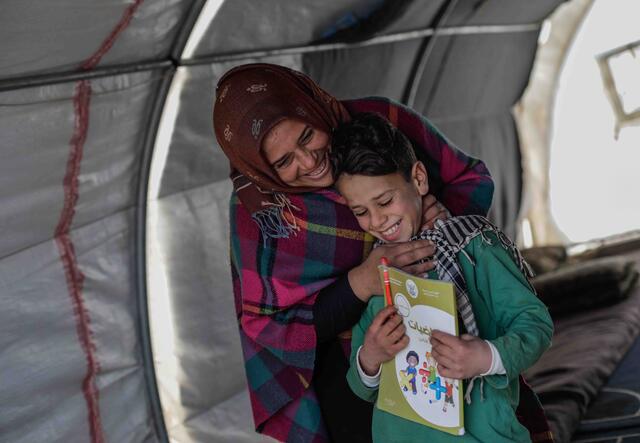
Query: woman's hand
359 306 409 375
421 194 450 230
430 330 492 379
348 240 436 302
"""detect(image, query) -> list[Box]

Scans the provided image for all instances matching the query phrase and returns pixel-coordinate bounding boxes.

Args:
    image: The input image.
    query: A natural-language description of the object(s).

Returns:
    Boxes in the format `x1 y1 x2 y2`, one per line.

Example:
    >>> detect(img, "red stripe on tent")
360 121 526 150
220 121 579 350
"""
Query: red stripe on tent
57 3 144 441
55 80 105 443
81 0 145 71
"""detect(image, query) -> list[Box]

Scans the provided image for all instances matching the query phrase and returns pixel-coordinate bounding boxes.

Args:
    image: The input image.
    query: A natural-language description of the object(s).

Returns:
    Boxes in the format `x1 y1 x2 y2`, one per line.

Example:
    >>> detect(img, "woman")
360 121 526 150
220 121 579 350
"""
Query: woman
213 63 551 443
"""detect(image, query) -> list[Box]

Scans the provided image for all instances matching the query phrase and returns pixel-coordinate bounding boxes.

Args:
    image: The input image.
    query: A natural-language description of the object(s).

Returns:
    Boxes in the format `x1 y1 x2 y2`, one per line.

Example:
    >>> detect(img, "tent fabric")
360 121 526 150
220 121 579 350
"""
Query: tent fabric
0 0 191 80
148 181 269 443
186 0 390 57
0 72 162 442
0 1 565 442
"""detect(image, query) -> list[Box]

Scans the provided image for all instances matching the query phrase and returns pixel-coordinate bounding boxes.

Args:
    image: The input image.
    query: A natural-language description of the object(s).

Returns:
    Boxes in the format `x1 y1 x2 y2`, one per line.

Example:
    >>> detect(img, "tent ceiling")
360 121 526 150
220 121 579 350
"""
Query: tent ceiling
0 0 191 80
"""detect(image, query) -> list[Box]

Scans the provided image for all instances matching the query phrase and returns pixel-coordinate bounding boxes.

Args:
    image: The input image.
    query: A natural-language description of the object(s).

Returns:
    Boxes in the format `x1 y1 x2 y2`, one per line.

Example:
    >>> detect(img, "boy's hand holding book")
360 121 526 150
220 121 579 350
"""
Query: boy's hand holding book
359 306 410 376
430 331 492 379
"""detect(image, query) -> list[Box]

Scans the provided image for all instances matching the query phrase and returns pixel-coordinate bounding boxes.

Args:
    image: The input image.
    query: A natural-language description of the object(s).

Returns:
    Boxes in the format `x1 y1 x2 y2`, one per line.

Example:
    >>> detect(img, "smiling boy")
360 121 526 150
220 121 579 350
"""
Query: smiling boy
329 113 553 442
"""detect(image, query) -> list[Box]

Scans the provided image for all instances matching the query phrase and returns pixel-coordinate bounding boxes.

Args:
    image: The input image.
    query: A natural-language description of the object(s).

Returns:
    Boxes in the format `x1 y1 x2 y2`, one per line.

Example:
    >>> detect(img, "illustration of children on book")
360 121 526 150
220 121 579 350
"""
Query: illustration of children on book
421 352 438 401
400 350 419 394
442 378 456 412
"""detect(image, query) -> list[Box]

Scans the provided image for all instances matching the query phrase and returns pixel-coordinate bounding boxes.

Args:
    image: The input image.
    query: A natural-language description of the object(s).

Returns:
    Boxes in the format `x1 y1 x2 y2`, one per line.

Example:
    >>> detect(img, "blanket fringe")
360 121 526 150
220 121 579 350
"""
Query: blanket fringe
253 193 301 243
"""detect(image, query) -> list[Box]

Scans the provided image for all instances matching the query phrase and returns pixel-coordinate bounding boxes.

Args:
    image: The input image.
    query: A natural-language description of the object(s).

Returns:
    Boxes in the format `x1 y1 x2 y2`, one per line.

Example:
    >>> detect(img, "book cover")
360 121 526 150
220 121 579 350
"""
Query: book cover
376 265 465 436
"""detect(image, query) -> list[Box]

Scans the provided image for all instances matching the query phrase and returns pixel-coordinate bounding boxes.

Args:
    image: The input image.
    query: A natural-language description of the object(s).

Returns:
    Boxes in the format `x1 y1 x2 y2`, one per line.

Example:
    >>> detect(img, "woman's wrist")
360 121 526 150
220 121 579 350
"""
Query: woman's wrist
348 266 372 302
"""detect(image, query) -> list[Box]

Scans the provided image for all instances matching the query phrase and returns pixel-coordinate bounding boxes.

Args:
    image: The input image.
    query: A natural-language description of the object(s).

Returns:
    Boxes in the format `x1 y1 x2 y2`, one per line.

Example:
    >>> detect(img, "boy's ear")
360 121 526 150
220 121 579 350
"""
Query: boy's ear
412 161 429 196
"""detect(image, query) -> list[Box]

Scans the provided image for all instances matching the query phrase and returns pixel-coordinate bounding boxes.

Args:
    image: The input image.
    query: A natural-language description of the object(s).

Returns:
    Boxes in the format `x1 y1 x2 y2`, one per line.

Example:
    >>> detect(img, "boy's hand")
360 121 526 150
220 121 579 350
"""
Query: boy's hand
349 240 436 302
359 306 409 376
430 331 491 379
421 194 450 230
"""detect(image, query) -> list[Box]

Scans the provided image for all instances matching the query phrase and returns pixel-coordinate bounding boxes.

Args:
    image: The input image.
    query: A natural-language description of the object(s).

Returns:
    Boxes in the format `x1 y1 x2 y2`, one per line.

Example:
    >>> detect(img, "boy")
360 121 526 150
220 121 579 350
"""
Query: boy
329 113 553 442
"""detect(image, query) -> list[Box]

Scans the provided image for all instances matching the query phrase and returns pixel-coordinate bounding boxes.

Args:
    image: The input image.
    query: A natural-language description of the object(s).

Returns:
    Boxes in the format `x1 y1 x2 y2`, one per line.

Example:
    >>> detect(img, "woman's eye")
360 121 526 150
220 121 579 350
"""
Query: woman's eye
274 155 292 169
300 128 313 145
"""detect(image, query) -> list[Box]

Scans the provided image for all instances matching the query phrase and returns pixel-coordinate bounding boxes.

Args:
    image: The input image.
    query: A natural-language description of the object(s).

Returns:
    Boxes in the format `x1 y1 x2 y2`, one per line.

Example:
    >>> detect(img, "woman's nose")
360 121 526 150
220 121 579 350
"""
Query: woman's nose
297 147 317 169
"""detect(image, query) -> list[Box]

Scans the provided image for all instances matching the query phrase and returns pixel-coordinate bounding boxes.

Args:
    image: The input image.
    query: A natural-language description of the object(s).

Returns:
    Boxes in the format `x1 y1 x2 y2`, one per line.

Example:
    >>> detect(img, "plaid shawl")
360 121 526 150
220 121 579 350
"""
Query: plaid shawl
230 97 494 442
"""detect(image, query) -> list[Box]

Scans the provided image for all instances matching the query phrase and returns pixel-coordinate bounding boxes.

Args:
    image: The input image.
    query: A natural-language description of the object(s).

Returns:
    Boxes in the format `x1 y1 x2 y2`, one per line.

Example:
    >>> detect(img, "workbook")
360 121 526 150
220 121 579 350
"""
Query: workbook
377 265 465 436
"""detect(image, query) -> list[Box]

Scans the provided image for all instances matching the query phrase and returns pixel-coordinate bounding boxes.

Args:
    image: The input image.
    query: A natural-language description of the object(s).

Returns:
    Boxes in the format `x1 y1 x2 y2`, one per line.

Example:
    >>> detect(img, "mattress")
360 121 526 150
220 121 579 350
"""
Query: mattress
524 250 640 443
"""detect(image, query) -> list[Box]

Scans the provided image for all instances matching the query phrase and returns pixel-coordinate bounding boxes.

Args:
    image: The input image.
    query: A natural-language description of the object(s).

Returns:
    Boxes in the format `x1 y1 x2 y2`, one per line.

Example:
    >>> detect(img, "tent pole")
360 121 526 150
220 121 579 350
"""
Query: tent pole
403 0 459 107
0 23 539 93
134 66 175 443
182 22 540 66
0 60 172 92
170 0 208 61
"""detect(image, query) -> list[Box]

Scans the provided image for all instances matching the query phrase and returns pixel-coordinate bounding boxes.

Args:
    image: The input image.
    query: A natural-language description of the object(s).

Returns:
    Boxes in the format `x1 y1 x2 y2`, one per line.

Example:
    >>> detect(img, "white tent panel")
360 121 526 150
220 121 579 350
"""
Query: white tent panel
148 181 269 442
172 389 272 443
0 0 190 80
1 239 94 443
0 71 163 442
186 0 385 58
1 82 78 258
68 210 157 443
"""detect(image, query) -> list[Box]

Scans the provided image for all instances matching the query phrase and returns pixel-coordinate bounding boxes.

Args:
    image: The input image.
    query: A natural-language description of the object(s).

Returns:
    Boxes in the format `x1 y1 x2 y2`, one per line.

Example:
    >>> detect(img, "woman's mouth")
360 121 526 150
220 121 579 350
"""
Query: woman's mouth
305 155 329 178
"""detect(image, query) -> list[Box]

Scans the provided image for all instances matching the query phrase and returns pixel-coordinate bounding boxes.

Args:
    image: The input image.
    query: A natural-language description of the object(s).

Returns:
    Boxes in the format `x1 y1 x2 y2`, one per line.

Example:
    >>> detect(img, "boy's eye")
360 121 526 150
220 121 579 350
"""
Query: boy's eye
353 209 367 217
379 198 392 207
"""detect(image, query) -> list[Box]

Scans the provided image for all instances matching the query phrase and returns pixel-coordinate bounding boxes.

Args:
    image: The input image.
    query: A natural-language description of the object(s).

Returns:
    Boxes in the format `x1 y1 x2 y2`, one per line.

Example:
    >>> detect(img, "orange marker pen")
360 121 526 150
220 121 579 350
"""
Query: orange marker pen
381 257 393 306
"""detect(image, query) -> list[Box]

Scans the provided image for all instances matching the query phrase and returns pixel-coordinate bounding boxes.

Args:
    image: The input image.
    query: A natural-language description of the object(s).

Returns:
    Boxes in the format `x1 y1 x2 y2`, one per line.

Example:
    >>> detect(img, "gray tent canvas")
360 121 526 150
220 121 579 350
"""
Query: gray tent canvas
8 1 626 442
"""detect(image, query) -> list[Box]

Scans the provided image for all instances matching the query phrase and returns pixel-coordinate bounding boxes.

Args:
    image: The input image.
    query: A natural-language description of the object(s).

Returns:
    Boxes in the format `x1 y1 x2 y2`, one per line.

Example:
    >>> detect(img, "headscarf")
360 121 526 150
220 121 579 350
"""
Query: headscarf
213 63 351 237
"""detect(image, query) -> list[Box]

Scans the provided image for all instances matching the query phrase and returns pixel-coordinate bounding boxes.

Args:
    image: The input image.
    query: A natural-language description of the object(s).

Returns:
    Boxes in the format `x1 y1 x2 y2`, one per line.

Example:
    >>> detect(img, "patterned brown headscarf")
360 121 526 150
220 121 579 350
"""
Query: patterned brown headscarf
213 63 350 236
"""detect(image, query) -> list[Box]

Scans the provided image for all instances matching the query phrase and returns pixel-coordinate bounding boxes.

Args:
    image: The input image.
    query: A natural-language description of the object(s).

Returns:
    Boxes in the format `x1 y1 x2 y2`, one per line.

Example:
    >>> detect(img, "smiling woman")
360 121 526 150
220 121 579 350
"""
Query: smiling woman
262 119 334 188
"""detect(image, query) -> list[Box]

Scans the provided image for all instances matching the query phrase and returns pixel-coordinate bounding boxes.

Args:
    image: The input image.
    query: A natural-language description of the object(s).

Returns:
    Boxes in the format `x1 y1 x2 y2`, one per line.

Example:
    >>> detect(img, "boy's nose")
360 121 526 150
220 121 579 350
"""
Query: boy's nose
370 210 387 230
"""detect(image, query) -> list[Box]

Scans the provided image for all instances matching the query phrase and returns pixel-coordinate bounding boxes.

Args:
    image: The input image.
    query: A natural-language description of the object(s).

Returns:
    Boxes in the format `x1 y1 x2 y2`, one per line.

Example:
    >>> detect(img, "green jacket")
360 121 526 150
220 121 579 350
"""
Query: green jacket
347 232 553 442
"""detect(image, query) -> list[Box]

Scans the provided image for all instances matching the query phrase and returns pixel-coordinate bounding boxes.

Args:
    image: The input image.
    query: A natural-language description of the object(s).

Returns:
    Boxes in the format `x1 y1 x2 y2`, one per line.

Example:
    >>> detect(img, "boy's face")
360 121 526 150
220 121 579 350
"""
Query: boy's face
336 162 428 243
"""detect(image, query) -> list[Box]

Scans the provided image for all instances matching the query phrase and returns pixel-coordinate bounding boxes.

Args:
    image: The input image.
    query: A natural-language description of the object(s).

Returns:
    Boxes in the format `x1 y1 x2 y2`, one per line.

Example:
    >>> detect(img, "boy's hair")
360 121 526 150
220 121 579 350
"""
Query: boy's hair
406 350 419 363
330 112 417 182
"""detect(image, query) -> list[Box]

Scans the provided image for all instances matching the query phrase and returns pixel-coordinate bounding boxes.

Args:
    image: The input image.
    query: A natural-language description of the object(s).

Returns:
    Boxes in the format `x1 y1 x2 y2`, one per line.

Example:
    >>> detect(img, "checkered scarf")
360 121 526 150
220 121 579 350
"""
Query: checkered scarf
376 216 553 440
410 215 535 336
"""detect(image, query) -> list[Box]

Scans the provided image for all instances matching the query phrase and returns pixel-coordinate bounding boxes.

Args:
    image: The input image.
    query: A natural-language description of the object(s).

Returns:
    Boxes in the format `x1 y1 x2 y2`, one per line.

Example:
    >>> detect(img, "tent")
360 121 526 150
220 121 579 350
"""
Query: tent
4 1 620 442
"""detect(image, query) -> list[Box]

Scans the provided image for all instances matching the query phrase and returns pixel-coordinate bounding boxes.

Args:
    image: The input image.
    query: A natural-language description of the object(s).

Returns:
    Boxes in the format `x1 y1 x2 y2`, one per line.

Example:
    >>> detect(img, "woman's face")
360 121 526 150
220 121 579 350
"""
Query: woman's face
262 119 334 188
